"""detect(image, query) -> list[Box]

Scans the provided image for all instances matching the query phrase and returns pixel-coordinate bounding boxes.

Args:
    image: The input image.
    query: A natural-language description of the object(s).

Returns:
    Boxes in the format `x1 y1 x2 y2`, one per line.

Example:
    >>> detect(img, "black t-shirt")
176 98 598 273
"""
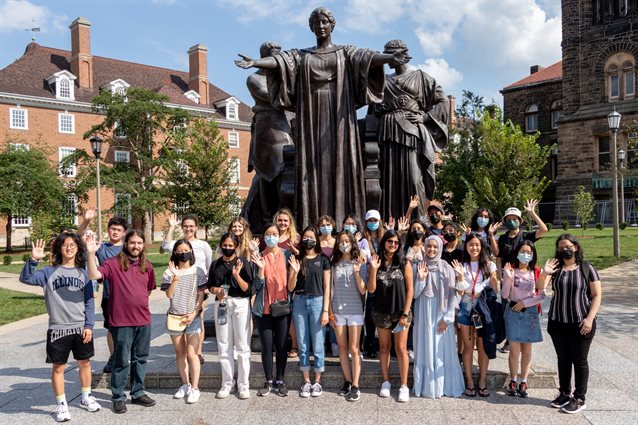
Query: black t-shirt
373 263 407 315
293 254 331 296
497 231 538 265
442 247 464 265
207 257 253 298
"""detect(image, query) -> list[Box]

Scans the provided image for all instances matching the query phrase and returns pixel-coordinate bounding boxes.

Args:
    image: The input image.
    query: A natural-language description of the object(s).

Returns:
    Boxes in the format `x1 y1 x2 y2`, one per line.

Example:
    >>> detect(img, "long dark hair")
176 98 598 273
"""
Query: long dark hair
462 232 491 277
470 207 494 231
555 233 584 266
52 232 86 268
331 231 362 265
298 226 323 277
170 239 195 266
218 232 240 258
404 220 429 252
513 240 538 270
118 229 149 272
377 229 404 271
341 214 363 233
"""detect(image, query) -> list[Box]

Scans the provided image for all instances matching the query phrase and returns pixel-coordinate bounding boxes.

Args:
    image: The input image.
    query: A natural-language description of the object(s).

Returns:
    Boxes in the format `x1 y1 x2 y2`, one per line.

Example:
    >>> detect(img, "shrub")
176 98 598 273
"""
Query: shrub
562 220 569 230
596 223 604 230
159 246 165 255
2 256 12 265
620 221 628 230
546 222 553 231
22 253 31 263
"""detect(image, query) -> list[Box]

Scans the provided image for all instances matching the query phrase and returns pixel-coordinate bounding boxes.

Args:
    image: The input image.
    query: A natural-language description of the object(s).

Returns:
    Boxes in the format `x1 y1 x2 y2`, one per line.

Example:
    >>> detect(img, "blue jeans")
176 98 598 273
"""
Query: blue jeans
292 295 326 372
110 325 151 401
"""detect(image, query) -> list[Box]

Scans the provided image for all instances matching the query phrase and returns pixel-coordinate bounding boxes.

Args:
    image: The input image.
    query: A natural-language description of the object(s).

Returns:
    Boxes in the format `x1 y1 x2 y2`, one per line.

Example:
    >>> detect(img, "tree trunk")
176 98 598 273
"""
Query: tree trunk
143 210 153 243
5 212 13 253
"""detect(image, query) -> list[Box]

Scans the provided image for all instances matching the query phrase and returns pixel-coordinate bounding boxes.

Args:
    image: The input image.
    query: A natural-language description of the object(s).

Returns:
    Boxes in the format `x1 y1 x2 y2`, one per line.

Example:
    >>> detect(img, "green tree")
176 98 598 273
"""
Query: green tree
82 87 189 241
160 119 241 234
571 185 595 233
0 141 66 252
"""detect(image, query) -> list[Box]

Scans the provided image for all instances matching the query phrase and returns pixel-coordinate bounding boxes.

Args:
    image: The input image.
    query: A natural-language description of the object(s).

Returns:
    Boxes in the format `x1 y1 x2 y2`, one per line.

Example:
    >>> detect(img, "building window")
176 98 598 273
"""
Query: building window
10 143 29 151
598 136 610 170
58 113 75 134
624 67 635 97
59 79 71 99
12 216 31 228
114 193 132 222
114 150 130 164
59 147 77 177
228 131 239 148
525 104 539 132
46 70 76 100
605 53 636 100
550 100 562 130
229 158 240 184
184 90 201 104
114 121 127 139
610 70 620 98
64 194 78 225
227 101 238 120
9 108 28 130
114 85 126 97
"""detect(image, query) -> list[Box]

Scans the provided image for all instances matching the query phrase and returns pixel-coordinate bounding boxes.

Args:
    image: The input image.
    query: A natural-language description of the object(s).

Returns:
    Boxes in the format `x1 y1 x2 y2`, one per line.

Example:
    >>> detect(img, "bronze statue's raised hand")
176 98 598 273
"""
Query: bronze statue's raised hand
235 54 254 69
390 49 411 67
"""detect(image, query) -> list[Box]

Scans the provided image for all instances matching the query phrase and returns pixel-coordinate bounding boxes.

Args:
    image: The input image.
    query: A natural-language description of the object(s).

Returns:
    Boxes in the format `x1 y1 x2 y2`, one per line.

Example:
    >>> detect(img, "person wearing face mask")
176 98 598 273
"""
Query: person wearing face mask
329 231 368 401
538 234 602 414
426 204 445 236
403 220 429 359
287 226 331 397
441 222 464 265
412 236 464 398
495 200 548 267
342 214 371 258
501 241 545 398
461 208 499 256
317 215 336 259
207 233 255 400
162 240 207 404
362 210 385 358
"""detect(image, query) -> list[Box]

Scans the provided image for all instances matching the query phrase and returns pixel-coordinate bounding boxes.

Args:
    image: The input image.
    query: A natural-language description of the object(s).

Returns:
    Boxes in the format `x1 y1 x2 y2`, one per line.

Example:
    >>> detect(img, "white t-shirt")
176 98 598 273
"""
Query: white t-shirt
162 239 213 275
459 260 497 295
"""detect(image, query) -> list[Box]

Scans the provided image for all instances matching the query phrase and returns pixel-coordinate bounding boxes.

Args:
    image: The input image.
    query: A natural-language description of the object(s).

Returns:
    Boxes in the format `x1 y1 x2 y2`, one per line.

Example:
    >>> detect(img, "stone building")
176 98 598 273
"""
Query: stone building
0 17 253 244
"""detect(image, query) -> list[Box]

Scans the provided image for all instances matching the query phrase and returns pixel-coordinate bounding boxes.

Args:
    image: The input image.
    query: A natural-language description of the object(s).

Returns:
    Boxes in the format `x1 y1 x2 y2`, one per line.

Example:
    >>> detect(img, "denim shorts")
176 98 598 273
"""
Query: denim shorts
456 295 479 327
166 314 202 337
504 304 543 343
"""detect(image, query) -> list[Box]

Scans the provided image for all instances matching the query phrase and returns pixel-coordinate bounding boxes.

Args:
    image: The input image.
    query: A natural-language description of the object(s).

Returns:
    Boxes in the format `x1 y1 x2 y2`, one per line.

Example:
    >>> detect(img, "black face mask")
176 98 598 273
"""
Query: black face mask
221 248 235 258
558 248 574 260
411 230 424 240
443 233 457 243
176 252 193 263
429 214 441 224
301 239 316 250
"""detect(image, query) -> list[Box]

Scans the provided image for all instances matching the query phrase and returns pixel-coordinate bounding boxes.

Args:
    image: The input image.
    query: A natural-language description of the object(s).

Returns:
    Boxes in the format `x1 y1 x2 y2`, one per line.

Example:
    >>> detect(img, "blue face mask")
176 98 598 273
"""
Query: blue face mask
344 224 357 234
264 235 279 248
476 217 489 228
367 221 380 231
517 252 533 264
506 220 520 230
319 225 332 236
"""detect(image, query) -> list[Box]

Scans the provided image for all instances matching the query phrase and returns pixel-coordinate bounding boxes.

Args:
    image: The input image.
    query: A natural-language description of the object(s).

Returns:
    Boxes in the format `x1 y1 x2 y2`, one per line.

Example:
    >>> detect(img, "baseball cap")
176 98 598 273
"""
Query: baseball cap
503 207 522 220
365 210 381 221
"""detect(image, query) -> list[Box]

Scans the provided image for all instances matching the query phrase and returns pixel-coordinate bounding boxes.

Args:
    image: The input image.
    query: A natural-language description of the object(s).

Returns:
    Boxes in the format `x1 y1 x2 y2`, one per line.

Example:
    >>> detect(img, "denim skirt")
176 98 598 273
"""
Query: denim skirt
504 304 543 343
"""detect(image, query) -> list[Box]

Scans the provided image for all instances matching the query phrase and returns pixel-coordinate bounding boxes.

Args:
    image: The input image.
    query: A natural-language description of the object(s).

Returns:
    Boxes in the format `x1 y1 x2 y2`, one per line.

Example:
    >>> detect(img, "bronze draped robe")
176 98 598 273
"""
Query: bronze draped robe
268 46 385 228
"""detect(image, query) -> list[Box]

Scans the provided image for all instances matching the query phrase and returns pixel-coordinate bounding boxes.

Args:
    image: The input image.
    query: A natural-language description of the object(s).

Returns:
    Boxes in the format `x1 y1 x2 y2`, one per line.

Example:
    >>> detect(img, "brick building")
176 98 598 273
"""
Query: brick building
501 0 638 224
0 17 253 244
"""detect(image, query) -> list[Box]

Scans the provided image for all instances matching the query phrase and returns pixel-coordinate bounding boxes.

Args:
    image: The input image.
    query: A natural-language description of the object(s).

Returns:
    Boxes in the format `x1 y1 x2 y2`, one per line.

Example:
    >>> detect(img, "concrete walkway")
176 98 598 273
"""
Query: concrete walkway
1 261 636 424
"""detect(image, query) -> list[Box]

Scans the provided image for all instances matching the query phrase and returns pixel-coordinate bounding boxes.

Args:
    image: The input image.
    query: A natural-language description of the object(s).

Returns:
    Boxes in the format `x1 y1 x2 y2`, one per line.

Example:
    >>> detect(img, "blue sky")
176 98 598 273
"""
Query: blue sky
0 0 562 109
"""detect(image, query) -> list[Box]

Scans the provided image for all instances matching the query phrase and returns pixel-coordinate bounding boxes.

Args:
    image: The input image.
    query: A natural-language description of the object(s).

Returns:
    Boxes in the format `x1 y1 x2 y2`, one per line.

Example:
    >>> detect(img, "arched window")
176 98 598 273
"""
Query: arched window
59 78 71 99
605 53 636 100
623 61 635 98
525 104 539 132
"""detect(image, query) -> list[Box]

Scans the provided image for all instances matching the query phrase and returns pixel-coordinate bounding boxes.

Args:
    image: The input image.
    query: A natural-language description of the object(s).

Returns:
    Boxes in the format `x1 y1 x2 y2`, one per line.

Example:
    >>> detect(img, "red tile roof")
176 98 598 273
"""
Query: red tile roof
503 60 563 90
0 42 253 122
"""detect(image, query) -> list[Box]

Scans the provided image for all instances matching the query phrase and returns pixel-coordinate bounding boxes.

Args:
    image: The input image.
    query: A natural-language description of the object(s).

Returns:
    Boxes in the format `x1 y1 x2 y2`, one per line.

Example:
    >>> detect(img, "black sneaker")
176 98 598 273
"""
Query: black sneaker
517 382 528 398
561 397 586 414
550 392 571 408
339 380 352 396
507 380 517 396
113 400 127 414
498 341 510 353
131 394 155 407
366 350 377 359
275 382 288 397
257 382 273 397
346 386 361 402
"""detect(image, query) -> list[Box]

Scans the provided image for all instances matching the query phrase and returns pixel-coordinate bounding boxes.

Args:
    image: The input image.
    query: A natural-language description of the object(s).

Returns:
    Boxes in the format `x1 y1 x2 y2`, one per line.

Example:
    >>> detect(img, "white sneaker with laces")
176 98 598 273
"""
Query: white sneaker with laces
238 385 251 400
216 385 233 399
174 383 191 399
310 382 323 397
398 385 410 403
379 381 391 398
186 388 200 404
54 403 71 422
299 381 312 398
80 395 101 412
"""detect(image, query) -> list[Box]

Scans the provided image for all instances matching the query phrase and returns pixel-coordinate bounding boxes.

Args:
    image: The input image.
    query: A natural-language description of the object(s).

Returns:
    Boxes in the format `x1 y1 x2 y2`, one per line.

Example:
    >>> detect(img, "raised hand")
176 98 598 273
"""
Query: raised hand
232 259 243 276
249 237 260 253
488 222 499 236
235 53 254 69
384 216 395 231
409 195 420 210
417 261 429 281
503 262 515 280
451 259 464 277
289 256 301 273
250 252 265 269
543 258 559 275
525 199 539 214
31 239 46 261
460 223 471 235
397 216 409 233
354 231 363 242
84 208 96 221
168 213 179 228
83 233 100 255
167 260 179 277
369 254 381 271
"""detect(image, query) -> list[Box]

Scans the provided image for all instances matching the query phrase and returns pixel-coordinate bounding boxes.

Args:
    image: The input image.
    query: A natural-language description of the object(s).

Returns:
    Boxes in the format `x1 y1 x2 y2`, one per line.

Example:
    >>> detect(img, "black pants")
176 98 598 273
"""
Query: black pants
362 293 377 352
548 319 596 401
255 313 289 382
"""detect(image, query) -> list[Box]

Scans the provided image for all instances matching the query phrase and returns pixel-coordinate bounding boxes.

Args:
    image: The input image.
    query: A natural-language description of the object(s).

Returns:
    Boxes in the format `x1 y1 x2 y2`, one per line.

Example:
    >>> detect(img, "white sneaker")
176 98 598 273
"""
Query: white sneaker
186 388 200 404
398 385 410 403
54 403 71 422
238 385 251 400
299 381 312 398
216 385 233 399
174 383 191 399
379 381 391 398
310 382 323 397
80 395 101 412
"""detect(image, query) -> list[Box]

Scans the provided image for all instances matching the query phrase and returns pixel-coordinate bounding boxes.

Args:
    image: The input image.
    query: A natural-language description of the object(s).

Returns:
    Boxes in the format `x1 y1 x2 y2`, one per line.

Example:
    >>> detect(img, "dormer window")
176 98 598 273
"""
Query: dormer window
184 90 201 104
227 100 238 120
45 70 76 100
101 79 131 97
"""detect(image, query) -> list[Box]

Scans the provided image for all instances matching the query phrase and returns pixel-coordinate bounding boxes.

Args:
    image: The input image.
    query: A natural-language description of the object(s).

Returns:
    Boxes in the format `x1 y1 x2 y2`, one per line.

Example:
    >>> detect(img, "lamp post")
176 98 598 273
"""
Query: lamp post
607 108 621 257
90 135 103 241
618 149 625 224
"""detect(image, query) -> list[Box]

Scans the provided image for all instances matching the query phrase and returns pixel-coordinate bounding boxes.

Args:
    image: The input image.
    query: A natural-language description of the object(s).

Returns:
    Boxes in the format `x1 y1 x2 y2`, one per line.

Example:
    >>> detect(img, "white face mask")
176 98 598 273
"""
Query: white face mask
339 243 352 253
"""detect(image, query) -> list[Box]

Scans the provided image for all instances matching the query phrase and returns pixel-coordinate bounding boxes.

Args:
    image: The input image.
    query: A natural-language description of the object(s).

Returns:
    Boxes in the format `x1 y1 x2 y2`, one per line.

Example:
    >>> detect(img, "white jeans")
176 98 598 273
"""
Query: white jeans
214 297 251 389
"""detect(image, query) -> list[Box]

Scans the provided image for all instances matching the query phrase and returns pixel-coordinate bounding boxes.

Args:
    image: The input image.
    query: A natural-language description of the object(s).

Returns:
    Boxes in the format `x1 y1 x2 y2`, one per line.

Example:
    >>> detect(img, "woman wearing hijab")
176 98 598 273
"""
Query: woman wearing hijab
412 236 464 398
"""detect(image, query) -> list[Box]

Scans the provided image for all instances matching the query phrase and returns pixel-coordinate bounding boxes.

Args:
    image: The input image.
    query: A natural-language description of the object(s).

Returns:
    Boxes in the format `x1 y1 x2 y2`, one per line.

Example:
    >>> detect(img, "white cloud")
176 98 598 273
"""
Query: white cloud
218 0 321 28
418 58 463 90
0 0 67 33
144 40 189 70
343 0 407 33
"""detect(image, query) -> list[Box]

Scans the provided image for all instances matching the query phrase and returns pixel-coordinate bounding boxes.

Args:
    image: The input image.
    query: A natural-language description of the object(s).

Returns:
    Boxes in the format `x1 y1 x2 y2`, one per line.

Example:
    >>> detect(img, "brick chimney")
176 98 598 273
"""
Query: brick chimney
69 17 93 88
448 95 456 127
530 65 544 74
188 44 209 105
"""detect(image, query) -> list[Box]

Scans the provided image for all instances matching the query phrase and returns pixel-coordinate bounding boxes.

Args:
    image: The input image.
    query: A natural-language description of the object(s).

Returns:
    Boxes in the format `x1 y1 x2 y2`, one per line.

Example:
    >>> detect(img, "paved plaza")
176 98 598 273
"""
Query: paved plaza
1 261 637 424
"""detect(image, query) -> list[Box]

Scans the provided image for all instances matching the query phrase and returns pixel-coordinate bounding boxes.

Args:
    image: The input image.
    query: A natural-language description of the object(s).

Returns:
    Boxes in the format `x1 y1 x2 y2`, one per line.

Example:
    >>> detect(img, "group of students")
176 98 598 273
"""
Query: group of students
20 197 602 421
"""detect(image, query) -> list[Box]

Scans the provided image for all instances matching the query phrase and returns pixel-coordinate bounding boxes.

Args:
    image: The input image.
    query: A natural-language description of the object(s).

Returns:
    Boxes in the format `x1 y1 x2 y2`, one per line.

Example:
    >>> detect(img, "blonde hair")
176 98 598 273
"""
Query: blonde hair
273 208 299 244
227 217 254 258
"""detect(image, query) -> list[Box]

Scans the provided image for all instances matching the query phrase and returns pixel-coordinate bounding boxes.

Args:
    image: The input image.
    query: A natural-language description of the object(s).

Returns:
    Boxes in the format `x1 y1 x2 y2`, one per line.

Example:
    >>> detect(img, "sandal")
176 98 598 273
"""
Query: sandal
287 349 298 358
464 386 476 397
478 387 490 397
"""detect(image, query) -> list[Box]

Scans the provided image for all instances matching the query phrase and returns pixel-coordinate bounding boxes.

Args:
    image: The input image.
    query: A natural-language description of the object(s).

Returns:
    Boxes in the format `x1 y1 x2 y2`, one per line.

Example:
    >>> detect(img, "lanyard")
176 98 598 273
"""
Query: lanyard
468 263 481 301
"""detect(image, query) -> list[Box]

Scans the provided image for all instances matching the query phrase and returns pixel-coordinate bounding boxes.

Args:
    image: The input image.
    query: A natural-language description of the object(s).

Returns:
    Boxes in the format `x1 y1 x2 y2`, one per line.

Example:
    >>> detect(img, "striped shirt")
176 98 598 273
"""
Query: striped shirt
161 266 207 315
331 260 367 316
548 263 600 324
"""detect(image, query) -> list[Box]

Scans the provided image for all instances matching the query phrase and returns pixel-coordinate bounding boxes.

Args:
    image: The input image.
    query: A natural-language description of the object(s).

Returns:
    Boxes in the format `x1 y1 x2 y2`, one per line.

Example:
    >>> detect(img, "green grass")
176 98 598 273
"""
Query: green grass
0 287 47 326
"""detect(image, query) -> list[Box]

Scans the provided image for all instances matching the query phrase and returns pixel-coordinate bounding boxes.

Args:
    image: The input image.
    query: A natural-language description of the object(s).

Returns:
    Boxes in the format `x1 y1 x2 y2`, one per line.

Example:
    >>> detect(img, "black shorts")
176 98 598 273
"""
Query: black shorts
101 298 110 330
46 329 94 364
372 311 413 330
